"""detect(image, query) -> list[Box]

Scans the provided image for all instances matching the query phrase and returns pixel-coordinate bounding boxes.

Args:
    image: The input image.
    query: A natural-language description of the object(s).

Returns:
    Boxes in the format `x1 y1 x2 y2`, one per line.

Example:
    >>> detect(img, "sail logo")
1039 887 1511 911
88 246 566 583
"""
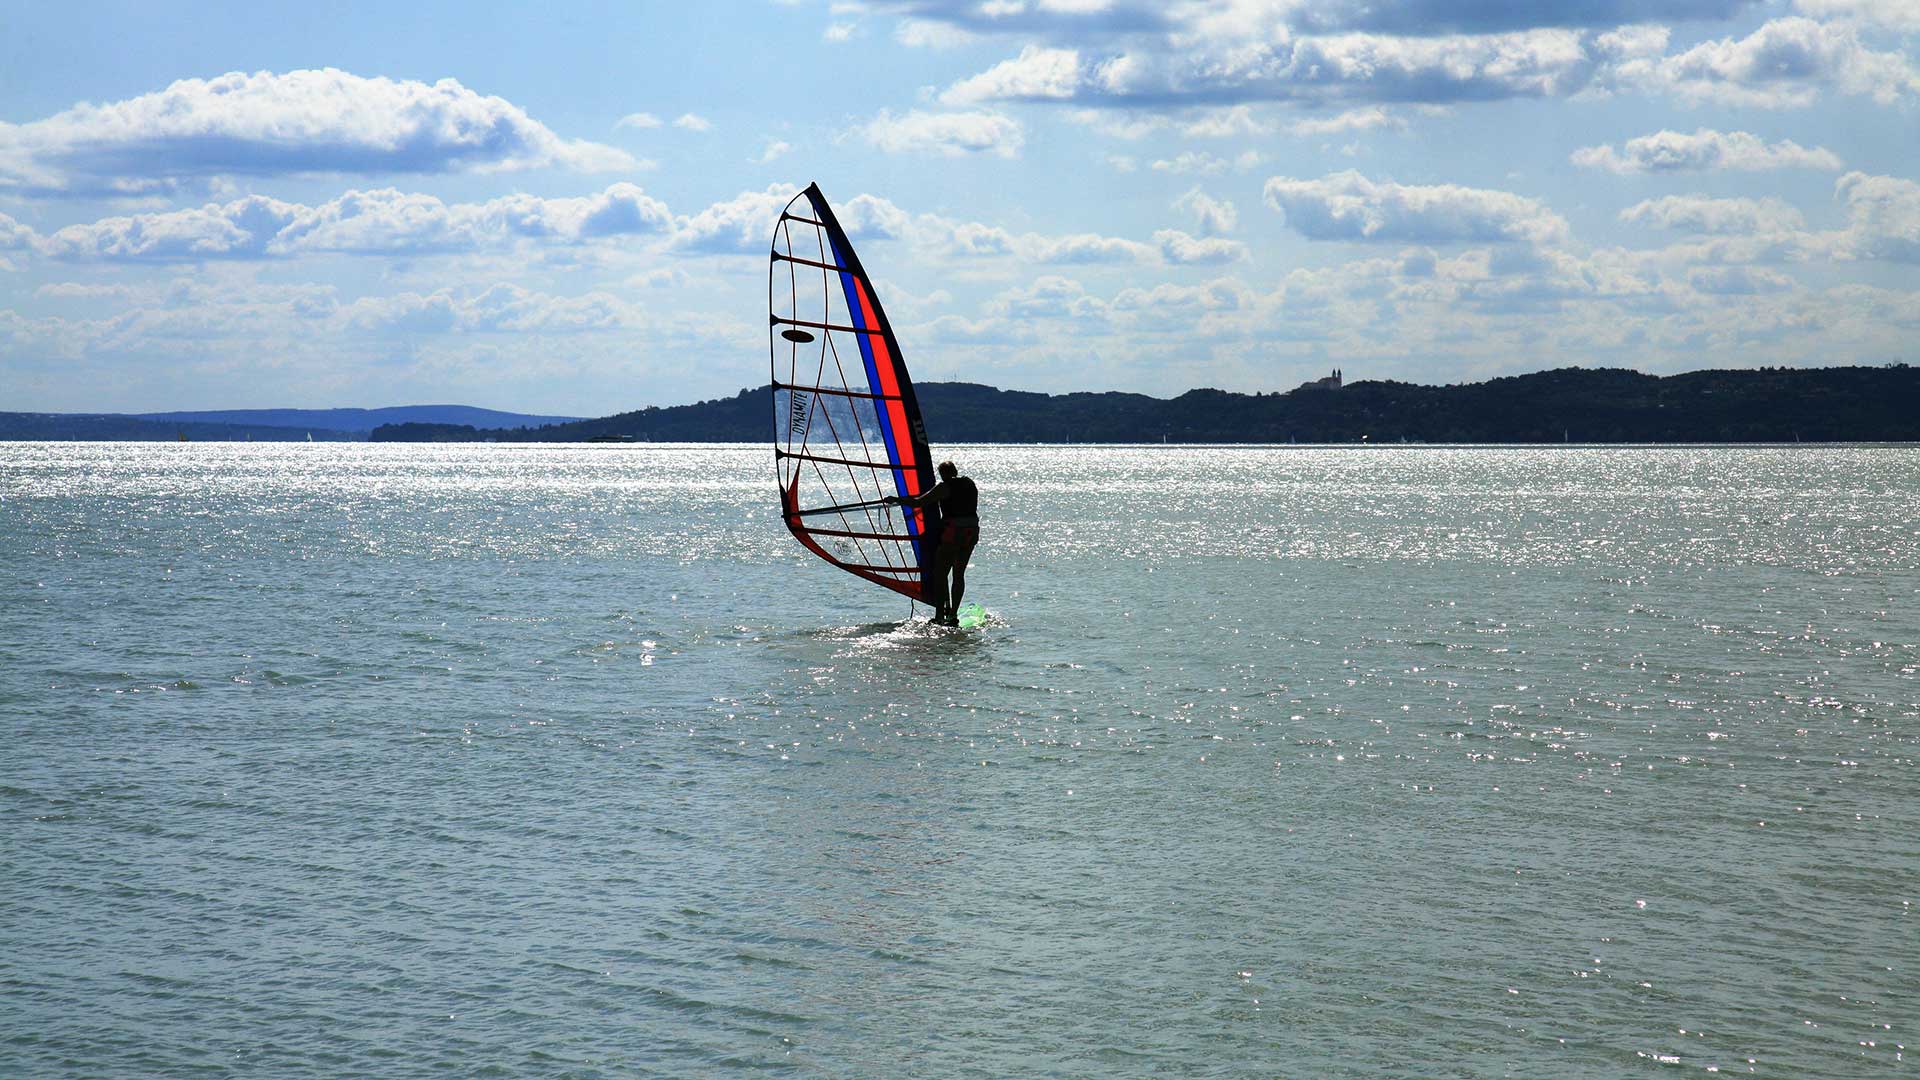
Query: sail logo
789 391 811 437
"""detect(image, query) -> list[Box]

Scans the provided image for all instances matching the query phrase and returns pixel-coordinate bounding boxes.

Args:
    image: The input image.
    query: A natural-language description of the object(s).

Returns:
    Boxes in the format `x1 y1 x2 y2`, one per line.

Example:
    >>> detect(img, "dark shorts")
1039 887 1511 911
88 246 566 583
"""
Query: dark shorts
940 522 979 549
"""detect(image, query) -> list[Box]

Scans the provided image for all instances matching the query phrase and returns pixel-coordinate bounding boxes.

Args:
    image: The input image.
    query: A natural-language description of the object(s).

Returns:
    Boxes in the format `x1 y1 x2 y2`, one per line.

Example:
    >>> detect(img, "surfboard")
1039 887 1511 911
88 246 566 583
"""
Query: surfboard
956 603 986 629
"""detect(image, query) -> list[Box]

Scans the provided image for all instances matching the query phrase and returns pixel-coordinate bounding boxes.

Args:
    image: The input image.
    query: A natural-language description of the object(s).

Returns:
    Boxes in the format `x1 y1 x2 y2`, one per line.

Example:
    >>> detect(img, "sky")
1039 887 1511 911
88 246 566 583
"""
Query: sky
2 1 1917 416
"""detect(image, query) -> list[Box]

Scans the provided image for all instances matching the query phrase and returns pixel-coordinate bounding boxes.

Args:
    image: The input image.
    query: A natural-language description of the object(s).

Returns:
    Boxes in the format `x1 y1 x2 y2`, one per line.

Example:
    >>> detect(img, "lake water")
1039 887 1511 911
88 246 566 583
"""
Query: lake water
2 442 1915 1078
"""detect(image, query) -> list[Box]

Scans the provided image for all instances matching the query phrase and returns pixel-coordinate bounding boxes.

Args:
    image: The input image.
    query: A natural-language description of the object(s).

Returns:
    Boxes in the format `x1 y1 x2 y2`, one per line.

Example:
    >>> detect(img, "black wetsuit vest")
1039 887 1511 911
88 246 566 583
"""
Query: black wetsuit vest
943 476 978 519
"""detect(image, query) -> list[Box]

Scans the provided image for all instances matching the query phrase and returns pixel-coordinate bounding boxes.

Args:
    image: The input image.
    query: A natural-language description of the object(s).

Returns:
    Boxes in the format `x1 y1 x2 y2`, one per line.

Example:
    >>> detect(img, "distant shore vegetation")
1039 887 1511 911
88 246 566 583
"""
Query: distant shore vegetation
7 365 1915 444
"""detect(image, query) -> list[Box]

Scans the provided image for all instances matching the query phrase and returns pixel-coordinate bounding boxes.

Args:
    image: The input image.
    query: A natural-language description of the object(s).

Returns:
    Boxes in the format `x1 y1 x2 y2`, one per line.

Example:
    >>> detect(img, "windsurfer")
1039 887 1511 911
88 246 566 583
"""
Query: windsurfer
885 461 978 626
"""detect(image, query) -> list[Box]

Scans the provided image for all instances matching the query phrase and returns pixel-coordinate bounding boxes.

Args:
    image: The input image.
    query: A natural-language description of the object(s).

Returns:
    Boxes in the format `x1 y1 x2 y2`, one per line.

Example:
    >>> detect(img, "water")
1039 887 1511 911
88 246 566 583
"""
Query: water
3 442 1915 1078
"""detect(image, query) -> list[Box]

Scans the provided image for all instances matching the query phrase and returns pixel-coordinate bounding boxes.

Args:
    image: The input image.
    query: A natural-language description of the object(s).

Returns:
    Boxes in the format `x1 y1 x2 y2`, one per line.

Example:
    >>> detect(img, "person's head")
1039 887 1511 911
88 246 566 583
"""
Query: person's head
938 460 958 480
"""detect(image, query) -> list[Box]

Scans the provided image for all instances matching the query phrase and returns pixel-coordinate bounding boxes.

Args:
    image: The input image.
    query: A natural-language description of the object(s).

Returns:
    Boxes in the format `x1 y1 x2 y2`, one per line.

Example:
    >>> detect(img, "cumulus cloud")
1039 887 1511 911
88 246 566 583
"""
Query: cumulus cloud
1689 266 1796 294
984 275 1110 322
616 112 663 129
1572 128 1842 173
857 109 1025 157
886 1 1172 38
1110 277 1252 316
1155 229 1249 265
1030 233 1157 263
1174 188 1237 235
1264 171 1569 247
674 184 800 254
342 284 633 334
888 1 1742 41
38 183 674 261
1152 152 1230 176
1620 17 1920 106
673 113 713 131
1620 195 1806 234
1287 0 1753 34
942 29 1604 108
35 282 135 300
942 45 1085 103
42 196 300 260
1 210 35 250
1795 0 1920 31
756 139 793 163
824 22 857 42
0 69 636 196
1833 171 1920 263
896 18 979 48
1288 107 1406 136
1183 106 1271 138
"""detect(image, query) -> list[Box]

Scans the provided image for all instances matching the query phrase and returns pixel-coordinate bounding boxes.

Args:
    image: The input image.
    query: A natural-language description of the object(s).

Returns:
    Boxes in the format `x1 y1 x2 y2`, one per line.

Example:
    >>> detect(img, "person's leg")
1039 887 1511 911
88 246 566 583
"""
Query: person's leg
948 534 975 613
928 545 954 622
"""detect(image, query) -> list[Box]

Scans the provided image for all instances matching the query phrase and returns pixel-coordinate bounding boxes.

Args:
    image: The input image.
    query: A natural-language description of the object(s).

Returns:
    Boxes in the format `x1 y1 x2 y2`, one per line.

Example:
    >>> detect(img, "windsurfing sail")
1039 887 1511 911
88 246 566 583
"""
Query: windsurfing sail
769 182 939 602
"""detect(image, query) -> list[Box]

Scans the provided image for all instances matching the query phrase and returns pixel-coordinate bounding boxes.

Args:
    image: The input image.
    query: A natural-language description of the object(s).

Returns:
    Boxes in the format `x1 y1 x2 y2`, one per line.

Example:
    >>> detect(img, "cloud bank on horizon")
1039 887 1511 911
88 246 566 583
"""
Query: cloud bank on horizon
1 0 1916 414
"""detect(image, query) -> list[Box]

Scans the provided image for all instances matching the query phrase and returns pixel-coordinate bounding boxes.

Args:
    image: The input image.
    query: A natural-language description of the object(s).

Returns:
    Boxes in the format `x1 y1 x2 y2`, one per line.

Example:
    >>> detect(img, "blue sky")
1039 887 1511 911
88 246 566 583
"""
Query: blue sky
2 0 1916 414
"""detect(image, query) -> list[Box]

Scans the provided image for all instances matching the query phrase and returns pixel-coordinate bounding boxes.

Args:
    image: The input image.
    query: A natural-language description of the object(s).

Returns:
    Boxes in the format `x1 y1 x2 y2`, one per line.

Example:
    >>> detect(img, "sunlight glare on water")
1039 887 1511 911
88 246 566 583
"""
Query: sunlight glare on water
2 442 1916 1078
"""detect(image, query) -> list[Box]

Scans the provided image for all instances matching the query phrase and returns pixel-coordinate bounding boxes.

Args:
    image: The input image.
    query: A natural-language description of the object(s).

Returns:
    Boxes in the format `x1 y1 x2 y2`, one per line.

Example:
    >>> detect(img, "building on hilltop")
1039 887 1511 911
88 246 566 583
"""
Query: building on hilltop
1299 368 1343 391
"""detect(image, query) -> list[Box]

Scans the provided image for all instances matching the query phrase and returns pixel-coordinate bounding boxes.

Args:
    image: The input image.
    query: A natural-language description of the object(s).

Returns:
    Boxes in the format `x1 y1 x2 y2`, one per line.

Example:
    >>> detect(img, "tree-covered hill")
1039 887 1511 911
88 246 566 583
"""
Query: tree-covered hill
367 365 1920 444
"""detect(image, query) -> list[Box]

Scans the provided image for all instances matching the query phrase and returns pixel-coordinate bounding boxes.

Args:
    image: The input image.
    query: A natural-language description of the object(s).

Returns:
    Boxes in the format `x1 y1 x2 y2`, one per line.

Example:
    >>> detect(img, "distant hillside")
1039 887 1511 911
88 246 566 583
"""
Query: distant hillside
370 365 1920 445
0 413 354 442
134 405 581 434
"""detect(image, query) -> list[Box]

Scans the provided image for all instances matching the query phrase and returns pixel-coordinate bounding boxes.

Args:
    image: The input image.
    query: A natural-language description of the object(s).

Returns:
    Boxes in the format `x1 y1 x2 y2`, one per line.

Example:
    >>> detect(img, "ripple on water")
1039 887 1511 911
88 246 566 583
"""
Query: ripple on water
2 443 1916 1078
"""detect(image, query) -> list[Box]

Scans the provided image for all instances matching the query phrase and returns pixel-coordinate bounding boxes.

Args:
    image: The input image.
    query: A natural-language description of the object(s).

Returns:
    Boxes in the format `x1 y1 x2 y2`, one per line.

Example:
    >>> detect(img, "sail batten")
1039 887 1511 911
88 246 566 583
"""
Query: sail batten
772 315 887 337
770 182 938 603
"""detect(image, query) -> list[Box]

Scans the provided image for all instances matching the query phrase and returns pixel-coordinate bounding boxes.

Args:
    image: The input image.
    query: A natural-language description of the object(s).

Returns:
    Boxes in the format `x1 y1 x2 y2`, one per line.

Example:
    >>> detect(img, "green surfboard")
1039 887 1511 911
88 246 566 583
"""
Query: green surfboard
956 602 986 629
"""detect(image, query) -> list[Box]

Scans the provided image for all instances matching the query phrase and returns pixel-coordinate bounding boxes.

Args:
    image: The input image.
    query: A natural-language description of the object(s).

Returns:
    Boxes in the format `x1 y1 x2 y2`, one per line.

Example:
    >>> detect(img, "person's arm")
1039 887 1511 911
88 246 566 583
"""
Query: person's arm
884 481 945 509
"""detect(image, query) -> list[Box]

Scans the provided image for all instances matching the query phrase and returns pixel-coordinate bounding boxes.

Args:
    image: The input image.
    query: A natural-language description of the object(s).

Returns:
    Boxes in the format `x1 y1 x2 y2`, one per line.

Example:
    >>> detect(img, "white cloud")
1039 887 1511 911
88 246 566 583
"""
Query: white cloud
34 282 136 300
1287 107 1405 137
824 22 857 42
1065 108 1167 139
0 69 636 196
1110 278 1252 316
1833 171 1920 263
896 18 979 48
1287 1 1750 35
616 112 662 129
858 109 1025 157
672 184 800 254
1154 229 1249 265
1151 152 1229 176
38 183 675 261
941 45 1086 103
1795 0 1920 31
1 210 36 250
1183 106 1271 138
756 139 793 163
1030 233 1156 263
1572 128 1843 173
1173 188 1237 235
943 29 1604 108
984 276 1110 322
674 113 713 131
1620 195 1806 234
1264 171 1569 247
1623 17 1920 107
837 193 915 239
42 196 300 260
342 284 634 335
1689 266 1796 294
